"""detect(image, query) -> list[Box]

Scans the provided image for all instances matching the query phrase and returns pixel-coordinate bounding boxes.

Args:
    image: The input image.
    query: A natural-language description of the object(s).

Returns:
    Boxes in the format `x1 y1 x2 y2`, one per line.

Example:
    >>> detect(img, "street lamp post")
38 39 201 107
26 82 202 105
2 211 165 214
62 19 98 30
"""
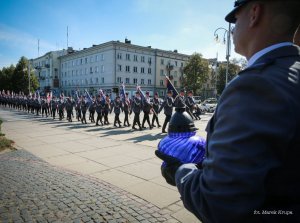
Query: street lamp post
214 23 232 86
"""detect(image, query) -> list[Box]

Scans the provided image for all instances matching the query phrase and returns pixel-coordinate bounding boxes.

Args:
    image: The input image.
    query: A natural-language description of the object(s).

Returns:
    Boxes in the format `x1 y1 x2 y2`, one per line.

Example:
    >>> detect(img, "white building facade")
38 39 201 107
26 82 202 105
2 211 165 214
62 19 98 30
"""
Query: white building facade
31 50 67 95
33 40 190 98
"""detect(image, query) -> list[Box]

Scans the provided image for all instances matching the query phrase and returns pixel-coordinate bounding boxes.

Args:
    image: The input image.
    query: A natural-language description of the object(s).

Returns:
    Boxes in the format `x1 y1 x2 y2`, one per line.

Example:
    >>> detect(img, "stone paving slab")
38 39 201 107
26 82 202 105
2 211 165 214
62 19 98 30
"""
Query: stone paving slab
0 150 180 223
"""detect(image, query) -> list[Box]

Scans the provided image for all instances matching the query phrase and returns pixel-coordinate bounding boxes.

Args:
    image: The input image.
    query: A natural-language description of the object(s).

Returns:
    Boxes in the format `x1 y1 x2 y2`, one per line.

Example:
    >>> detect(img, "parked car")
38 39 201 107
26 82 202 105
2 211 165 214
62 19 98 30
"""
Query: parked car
202 98 218 113
194 96 202 104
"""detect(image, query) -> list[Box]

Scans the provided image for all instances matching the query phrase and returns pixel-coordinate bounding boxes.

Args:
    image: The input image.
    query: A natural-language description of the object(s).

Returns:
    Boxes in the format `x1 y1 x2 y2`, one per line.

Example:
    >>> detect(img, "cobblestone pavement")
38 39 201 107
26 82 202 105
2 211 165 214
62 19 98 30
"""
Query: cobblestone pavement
0 150 179 223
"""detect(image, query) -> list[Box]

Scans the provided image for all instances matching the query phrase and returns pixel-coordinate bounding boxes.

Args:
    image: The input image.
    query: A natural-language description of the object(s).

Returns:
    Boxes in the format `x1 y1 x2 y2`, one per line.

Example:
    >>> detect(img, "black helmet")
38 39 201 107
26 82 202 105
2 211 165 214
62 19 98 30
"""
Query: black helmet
168 107 198 133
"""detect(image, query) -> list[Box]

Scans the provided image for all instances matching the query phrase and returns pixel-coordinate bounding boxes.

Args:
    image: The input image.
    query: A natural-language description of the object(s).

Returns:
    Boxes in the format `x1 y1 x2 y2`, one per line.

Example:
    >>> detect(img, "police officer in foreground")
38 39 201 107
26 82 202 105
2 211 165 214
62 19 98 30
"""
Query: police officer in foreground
156 1 300 222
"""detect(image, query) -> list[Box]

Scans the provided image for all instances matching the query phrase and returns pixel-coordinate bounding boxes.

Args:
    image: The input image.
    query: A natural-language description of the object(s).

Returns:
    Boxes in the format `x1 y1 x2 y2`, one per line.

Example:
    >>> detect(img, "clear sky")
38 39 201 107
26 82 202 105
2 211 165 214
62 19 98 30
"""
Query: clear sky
0 0 243 69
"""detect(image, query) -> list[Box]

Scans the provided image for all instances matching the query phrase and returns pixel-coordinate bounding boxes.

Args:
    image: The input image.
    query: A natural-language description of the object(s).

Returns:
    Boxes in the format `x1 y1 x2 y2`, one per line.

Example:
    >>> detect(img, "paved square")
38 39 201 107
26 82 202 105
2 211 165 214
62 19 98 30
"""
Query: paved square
0 108 212 222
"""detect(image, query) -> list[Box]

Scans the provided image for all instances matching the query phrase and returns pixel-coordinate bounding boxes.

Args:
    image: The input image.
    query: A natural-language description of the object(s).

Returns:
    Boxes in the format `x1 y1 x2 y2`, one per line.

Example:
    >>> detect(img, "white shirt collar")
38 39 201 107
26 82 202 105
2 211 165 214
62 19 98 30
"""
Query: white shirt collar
247 42 293 68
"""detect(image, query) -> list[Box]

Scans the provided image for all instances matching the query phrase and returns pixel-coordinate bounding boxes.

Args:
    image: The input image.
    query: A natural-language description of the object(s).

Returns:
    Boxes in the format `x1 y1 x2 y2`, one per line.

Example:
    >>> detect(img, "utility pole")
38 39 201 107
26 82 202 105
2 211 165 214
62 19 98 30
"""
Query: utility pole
28 61 31 93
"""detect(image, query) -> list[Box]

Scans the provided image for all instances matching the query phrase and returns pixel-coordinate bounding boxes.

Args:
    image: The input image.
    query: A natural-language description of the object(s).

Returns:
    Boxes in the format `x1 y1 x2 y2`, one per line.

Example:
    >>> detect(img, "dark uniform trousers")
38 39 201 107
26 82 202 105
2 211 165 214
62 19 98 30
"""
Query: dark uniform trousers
133 112 141 128
124 111 130 126
162 115 171 132
142 112 151 128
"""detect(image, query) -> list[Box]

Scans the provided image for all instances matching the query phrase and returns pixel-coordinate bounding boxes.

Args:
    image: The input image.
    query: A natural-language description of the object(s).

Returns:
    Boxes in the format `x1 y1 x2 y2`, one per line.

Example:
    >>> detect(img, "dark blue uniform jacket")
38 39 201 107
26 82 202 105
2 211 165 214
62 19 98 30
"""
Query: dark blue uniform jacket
175 45 300 223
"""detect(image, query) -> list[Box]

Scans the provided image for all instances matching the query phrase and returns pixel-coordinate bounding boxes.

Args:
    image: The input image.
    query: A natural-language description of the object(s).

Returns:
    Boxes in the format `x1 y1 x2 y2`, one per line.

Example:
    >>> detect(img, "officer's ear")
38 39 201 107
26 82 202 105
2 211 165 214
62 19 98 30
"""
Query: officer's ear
248 2 264 28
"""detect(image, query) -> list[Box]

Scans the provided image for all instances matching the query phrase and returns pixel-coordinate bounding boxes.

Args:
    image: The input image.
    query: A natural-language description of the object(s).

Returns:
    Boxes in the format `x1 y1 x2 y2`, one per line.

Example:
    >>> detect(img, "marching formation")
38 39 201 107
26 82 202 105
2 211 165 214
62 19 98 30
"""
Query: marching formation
0 86 202 133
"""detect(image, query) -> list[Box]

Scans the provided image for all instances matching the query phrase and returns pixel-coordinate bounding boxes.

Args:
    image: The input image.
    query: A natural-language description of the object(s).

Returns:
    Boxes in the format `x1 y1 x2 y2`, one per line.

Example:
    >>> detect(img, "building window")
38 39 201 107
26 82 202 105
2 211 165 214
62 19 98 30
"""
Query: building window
95 66 99 73
160 80 164 86
117 77 122 83
174 81 177 87
133 78 137 84
117 64 122 72
101 77 104 83
117 53 122 59
101 54 105 61
148 68 151 74
101 65 105 73
80 58 83 64
161 59 164 65
148 57 152 63
76 70 78 76
141 67 145 74
160 69 164 76
148 79 151 85
96 55 99 61
126 65 130 72
90 56 93 63
72 61 75 66
90 67 93 74
174 71 178 77
181 62 184 67
141 56 145 63
96 77 99 83
126 53 130 61
134 55 138 62
133 66 137 73
61 64 63 69
141 79 144 85
72 70 74 76
85 79 88 85
85 68 88 75
85 58 88 64
125 78 130 84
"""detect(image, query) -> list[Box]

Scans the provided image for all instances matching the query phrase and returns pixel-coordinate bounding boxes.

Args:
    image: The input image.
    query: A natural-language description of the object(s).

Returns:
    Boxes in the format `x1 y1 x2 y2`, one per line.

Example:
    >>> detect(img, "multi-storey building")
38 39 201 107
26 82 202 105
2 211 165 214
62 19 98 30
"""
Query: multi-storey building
155 49 189 97
30 49 68 95
32 39 190 98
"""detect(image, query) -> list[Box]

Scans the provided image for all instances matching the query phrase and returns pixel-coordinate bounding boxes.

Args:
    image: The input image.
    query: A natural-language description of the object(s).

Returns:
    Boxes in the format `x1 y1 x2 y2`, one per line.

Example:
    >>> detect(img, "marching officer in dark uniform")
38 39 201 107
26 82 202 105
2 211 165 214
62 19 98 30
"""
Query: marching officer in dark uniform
158 90 174 133
75 98 81 121
103 94 111 125
151 92 161 128
80 96 88 124
34 97 41 116
95 95 104 126
142 91 152 129
65 97 74 122
123 93 131 127
173 89 186 108
111 95 123 127
185 90 196 119
58 99 65 120
131 91 142 130
89 96 96 123
41 97 48 117
50 96 58 119
156 1 300 222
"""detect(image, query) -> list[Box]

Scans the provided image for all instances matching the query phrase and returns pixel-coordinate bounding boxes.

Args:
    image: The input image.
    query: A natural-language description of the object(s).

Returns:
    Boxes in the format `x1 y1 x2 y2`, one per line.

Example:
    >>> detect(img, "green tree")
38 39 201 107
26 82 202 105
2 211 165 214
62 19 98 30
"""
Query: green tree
0 65 15 91
216 62 241 95
182 53 209 94
10 56 39 94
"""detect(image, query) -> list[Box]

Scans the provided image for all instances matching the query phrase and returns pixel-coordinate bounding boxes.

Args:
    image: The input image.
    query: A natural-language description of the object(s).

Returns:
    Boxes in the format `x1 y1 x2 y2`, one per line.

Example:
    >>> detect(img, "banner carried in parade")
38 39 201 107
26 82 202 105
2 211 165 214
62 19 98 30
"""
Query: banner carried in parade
165 75 178 98
120 83 126 102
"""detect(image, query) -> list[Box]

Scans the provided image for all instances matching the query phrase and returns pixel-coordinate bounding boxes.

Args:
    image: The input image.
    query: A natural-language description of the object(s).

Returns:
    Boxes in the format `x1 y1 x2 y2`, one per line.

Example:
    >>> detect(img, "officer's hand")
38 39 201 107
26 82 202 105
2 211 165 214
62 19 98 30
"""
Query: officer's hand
155 150 183 186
